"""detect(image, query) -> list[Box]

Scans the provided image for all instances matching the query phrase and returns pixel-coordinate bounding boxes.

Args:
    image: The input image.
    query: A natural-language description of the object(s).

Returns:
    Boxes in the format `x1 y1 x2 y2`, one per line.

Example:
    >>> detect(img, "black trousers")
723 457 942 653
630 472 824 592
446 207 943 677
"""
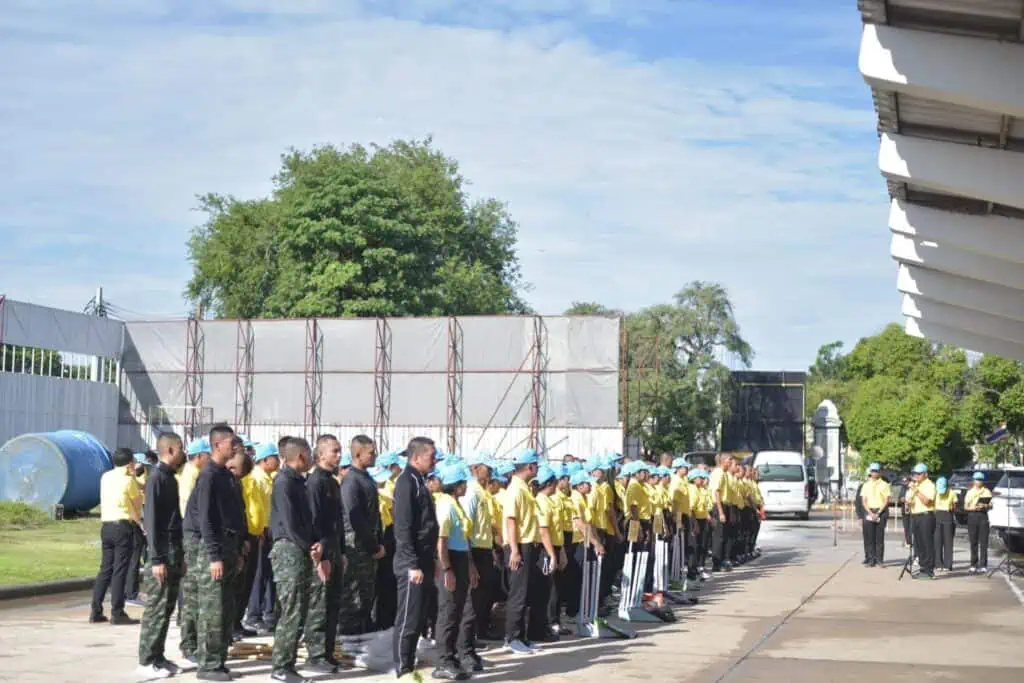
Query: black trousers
934 510 955 570
862 509 887 563
92 520 135 616
526 546 552 641
393 559 435 676
902 510 913 546
548 542 567 625
375 526 398 630
967 512 990 568
246 531 276 626
692 518 710 571
234 533 259 629
125 524 146 599
503 543 536 643
912 513 936 575
597 531 616 602
562 539 582 617
470 548 496 636
711 508 728 567
435 551 473 665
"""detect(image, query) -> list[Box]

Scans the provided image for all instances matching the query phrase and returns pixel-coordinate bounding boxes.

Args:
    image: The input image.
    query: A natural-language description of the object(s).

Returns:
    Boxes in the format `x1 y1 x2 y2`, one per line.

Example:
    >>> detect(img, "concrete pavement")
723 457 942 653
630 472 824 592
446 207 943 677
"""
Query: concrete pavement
1 513 1020 683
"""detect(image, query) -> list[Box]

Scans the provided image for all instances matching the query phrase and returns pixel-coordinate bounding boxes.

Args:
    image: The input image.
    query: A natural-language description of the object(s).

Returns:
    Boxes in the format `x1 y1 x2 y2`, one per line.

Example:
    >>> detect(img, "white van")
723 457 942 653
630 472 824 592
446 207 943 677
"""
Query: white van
753 450 810 520
988 468 1024 554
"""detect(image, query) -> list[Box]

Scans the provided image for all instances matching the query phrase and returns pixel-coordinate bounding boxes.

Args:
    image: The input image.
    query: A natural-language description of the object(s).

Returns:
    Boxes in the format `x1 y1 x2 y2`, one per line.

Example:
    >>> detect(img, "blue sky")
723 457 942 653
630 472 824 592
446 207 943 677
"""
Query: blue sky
0 0 893 370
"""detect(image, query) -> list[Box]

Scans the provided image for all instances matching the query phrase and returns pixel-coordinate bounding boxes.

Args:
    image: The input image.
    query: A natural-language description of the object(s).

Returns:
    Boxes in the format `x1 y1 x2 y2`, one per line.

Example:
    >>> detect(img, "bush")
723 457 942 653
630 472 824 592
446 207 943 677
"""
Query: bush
0 501 51 529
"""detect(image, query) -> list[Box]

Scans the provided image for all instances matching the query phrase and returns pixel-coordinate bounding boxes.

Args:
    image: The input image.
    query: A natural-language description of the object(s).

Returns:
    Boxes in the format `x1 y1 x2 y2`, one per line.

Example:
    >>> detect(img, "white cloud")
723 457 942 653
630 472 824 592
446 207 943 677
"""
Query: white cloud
0 1 891 368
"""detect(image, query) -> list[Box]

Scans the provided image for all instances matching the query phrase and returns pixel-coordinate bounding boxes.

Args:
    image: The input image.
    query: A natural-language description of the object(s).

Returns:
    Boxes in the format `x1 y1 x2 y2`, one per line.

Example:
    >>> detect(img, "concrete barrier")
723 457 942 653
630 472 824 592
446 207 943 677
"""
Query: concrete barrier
0 578 93 601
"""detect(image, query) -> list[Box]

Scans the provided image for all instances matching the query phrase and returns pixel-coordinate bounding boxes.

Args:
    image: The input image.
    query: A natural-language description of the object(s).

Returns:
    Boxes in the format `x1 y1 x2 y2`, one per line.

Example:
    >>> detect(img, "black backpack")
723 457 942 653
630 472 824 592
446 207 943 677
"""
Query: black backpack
854 482 865 520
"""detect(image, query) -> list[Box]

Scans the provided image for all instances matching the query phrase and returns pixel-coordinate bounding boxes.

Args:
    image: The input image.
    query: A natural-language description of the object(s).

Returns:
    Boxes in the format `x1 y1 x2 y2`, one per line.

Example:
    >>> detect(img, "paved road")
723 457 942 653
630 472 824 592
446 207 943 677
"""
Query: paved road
1 513 1021 682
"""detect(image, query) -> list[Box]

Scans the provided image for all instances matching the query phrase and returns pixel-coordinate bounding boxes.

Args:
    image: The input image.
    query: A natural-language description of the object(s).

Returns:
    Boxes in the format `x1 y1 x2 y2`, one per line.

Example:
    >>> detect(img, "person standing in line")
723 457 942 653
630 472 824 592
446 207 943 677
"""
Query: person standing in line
460 452 495 648
392 437 440 680
191 424 242 682
90 448 142 625
433 463 477 681
304 434 346 674
933 476 957 573
225 438 254 641
178 438 211 661
907 463 937 580
243 442 277 635
859 463 891 567
502 449 542 655
136 433 186 680
688 470 712 580
709 453 733 572
126 452 155 607
373 462 398 630
339 434 385 635
964 472 994 574
534 465 566 642
554 464 577 627
585 458 613 608
269 437 320 683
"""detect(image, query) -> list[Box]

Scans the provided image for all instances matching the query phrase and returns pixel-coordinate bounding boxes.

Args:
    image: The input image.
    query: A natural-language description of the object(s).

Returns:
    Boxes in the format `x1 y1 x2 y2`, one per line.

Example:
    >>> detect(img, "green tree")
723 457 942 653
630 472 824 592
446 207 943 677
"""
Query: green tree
187 139 530 318
808 341 848 382
564 302 623 316
1 345 65 377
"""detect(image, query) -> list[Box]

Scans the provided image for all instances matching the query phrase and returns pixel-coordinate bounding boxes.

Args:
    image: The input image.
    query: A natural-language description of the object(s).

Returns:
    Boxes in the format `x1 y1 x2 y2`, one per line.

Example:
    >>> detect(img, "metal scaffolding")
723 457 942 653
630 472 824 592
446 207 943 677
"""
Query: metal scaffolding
184 316 204 442
304 318 323 445
619 321 629 453
528 315 549 452
0 294 6 348
373 317 392 451
234 319 254 434
446 316 464 455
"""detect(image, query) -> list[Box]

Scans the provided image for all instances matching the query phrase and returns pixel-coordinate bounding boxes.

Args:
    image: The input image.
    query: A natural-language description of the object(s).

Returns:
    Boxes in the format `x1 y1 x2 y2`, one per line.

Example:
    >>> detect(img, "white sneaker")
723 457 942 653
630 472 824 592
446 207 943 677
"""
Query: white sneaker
504 639 534 655
135 664 171 680
967 567 976 574
978 567 988 573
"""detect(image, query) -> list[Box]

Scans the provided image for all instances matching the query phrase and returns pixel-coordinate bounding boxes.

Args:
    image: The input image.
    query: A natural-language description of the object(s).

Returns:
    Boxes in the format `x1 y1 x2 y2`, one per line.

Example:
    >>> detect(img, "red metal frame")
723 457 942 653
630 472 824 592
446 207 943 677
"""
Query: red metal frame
234 319 254 433
184 317 204 441
528 315 547 452
446 316 464 454
373 318 392 451
304 318 323 445
0 294 6 349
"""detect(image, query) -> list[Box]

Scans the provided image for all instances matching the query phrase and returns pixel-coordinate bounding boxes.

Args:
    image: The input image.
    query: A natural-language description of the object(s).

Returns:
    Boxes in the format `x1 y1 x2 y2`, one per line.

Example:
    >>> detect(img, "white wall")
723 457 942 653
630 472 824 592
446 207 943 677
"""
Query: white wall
0 374 119 449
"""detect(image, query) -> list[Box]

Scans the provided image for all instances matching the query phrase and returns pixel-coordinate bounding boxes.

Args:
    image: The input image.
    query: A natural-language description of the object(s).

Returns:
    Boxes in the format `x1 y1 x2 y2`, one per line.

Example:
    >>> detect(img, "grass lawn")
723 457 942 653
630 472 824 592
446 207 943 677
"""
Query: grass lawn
0 503 101 586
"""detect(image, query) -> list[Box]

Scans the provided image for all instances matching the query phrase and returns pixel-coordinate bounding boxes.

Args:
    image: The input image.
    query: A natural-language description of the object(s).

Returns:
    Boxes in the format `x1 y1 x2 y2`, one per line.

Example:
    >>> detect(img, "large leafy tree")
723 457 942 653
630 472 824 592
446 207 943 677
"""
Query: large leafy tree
603 281 752 456
187 139 530 318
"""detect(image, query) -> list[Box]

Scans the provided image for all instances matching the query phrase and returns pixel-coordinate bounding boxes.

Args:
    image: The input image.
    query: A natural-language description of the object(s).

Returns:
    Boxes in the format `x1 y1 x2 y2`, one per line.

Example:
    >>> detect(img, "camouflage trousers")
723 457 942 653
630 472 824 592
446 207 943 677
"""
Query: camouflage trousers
304 538 343 663
270 540 312 672
195 542 238 672
337 545 377 635
137 543 183 666
178 537 202 657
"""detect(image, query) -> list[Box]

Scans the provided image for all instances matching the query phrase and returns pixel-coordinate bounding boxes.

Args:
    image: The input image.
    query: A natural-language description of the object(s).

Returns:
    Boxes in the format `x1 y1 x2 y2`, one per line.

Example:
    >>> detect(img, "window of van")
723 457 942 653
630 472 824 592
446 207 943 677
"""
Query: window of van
995 472 1024 490
756 464 804 482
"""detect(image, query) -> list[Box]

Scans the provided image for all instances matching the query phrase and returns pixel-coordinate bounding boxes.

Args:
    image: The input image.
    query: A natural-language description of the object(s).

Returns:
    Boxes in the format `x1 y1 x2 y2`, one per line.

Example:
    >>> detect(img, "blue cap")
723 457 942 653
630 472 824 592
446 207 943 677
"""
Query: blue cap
434 449 447 462
370 466 391 484
237 436 254 449
672 457 688 469
426 469 440 480
570 471 595 487
868 462 880 472
586 456 608 472
973 471 986 481
607 452 624 462
466 451 495 468
254 442 278 462
912 463 928 474
616 468 630 479
440 464 470 487
494 475 509 485
133 453 151 466
690 469 708 481
565 462 583 476
513 448 540 466
936 477 948 494
186 438 211 458
377 451 401 468
496 462 515 477
398 455 408 469
657 466 672 477
339 451 352 467
535 465 557 486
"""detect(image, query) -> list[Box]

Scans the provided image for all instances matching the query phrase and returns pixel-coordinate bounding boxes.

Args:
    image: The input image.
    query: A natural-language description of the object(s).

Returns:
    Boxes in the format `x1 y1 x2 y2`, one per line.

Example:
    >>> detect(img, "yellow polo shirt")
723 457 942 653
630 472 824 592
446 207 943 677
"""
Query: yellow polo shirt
710 467 729 506
536 491 564 546
965 487 993 511
462 480 493 549
503 476 540 544
692 487 711 519
379 486 394 529
241 467 272 535
177 461 200 517
588 481 613 534
860 478 891 510
910 479 937 514
556 489 574 535
569 490 590 543
100 467 140 522
934 489 957 512
626 479 652 520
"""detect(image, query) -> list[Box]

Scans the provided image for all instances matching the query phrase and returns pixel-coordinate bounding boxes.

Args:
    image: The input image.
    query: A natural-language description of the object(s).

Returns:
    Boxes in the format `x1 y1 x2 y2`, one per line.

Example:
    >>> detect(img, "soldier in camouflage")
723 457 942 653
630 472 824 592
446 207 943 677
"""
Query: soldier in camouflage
178 536 202 660
339 435 384 635
270 437 319 683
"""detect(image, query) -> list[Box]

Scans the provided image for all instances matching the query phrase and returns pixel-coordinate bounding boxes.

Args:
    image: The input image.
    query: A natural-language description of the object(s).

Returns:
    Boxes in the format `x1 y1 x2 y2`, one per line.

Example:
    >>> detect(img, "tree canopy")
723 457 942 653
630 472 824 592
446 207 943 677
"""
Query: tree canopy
187 139 531 318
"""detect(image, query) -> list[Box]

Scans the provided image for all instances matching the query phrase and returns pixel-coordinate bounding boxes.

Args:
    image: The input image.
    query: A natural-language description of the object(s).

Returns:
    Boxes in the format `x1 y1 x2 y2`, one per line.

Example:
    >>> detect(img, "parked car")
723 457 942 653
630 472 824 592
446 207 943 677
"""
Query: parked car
950 469 1005 525
885 471 909 508
683 450 718 469
754 450 810 520
989 469 1024 555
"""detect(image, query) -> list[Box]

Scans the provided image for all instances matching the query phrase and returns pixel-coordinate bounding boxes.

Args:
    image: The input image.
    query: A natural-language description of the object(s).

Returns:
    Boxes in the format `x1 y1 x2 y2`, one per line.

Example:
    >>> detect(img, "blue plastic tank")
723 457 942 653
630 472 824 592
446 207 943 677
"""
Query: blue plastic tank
0 430 113 512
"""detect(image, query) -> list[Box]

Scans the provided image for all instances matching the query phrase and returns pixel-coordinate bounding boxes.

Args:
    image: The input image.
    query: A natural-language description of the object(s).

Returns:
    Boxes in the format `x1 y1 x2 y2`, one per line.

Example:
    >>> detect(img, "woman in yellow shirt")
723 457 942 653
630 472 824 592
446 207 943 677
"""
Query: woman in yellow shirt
933 476 957 573
964 472 994 573
689 470 713 581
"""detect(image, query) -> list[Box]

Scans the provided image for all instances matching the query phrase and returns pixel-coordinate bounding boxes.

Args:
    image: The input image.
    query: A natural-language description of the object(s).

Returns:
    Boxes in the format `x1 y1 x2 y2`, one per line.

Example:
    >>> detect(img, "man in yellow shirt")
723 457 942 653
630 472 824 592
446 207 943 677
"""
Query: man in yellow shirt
586 457 618 609
461 452 498 645
534 465 566 642
688 470 712 581
502 449 542 654
241 443 278 634
709 453 734 572
964 472 994 573
933 476 957 573
727 459 747 565
907 463 937 579
91 448 143 625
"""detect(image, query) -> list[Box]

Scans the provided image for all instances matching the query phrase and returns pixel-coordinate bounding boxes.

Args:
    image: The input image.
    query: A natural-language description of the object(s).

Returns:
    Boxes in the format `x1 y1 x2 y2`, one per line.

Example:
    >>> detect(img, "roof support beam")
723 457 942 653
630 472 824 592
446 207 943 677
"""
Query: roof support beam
905 317 1024 364
860 23 1024 118
879 132 1024 210
889 198 1024 265
897 264 1024 324
902 294 1024 347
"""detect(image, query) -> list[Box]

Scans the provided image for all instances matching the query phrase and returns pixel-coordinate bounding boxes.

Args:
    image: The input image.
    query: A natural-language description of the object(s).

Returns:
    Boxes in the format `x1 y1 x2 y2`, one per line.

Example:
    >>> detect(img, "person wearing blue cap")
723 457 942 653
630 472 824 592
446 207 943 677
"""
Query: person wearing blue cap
125 451 159 607
534 465 566 642
502 448 543 654
907 463 937 579
553 465 576 630
372 464 398 630
243 443 279 634
433 464 477 680
933 476 957 573
176 437 211 660
585 457 619 609
859 463 891 567
689 470 712 580
965 472 994 573
460 453 499 647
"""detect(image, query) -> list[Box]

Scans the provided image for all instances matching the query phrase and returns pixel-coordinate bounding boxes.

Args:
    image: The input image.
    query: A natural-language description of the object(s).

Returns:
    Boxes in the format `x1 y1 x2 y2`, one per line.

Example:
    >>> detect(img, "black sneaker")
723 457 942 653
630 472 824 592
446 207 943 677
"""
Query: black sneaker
432 663 469 680
271 668 307 682
460 653 484 672
304 659 337 674
235 625 257 638
111 613 140 626
181 651 198 665
89 613 108 624
862 558 871 565
196 670 232 682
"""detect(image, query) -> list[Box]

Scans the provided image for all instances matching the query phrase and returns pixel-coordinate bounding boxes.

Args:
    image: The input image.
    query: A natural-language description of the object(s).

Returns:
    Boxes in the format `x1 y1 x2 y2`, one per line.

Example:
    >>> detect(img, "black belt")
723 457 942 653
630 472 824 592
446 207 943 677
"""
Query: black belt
911 511 935 517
